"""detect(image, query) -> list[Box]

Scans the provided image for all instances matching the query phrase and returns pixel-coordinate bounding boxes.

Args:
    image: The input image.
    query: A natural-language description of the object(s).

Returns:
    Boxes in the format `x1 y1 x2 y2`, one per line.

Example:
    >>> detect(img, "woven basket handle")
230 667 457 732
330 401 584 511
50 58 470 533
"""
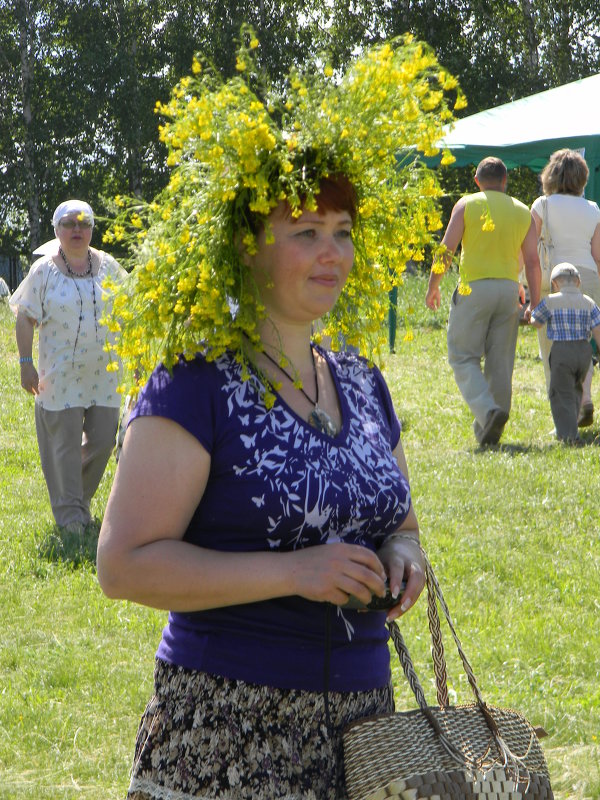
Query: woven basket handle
388 547 486 712
388 548 539 782
424 549 487 708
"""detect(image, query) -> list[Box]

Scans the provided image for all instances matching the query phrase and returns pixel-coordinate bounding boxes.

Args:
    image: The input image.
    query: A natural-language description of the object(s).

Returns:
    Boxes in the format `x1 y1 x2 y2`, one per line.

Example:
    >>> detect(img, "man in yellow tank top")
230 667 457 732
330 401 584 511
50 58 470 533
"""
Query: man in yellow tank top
425 157 541 445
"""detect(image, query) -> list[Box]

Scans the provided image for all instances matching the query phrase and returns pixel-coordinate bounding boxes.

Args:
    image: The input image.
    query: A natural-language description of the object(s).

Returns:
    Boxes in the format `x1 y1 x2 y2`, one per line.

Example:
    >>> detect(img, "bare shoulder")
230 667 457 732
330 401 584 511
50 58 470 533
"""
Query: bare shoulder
452 196 467 213
101 415 211 546
122 414 209 478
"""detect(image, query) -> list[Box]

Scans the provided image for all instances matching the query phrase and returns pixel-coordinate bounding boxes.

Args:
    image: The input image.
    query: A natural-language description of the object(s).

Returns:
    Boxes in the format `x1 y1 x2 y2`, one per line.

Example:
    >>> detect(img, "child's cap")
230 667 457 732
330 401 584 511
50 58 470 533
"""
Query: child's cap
551 262 580 282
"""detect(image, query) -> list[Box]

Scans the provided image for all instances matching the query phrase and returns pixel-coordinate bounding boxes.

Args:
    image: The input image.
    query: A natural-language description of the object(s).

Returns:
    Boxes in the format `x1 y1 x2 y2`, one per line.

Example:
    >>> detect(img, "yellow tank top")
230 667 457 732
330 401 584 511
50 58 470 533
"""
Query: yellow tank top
460 191 531 284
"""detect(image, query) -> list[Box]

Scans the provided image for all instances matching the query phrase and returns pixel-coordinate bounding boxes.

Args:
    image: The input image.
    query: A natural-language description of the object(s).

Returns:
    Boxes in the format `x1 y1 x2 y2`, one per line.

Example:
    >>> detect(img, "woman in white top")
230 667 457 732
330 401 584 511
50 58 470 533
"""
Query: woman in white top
531 149 600 426
10 200 127 531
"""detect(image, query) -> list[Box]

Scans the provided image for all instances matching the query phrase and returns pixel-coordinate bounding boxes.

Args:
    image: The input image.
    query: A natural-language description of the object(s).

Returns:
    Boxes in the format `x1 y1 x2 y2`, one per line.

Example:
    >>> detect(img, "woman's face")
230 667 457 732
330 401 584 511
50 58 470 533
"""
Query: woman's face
249 204 354 326
55 213 93 251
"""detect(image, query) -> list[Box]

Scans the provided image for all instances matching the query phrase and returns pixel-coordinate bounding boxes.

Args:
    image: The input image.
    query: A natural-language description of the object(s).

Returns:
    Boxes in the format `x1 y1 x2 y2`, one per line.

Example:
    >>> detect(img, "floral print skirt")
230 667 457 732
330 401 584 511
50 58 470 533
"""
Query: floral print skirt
127 658 394 800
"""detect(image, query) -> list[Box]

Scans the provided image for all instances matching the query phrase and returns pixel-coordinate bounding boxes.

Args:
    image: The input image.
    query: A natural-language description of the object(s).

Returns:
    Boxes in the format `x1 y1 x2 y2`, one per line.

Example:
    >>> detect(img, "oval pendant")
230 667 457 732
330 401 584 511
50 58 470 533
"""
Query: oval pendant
309 407 338 437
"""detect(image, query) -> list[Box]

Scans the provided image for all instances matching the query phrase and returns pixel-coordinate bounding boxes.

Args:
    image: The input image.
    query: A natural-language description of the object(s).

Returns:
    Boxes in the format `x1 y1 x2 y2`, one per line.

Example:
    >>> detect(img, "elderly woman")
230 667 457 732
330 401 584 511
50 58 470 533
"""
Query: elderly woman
10 200 126 532
531 149 600 426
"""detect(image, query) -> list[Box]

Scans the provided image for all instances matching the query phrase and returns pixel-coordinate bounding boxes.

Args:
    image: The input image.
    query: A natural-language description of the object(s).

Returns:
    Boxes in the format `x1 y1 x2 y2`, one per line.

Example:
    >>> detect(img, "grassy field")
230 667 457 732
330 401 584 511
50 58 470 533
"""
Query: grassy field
1 273 599 799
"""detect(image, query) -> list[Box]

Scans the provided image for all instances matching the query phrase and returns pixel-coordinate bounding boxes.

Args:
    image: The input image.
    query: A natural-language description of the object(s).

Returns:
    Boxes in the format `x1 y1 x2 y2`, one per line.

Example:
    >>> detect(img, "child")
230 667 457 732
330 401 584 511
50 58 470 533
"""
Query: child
530 262 600 442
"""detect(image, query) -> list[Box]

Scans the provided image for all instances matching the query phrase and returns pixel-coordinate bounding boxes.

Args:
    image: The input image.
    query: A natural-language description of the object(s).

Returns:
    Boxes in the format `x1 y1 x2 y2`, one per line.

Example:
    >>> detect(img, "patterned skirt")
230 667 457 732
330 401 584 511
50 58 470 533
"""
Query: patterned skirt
127 659 394 800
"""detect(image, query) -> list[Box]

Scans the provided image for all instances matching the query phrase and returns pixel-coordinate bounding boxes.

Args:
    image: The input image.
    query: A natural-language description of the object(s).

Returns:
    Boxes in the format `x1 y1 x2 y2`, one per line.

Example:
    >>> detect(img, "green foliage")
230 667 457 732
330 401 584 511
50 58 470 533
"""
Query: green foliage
321 0 600 113
1 283 599 798
3 1 600 257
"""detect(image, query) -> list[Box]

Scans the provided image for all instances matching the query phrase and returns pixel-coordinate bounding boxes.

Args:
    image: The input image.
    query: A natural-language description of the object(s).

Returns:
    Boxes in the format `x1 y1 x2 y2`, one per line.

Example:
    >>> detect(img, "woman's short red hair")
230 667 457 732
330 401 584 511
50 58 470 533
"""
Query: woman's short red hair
245 173 358 234
313 174 358 223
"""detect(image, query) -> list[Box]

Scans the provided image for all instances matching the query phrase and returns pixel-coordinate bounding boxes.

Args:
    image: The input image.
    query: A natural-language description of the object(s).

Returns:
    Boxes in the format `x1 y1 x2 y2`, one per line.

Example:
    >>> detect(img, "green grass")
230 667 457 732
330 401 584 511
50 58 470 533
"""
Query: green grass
1 278 599 799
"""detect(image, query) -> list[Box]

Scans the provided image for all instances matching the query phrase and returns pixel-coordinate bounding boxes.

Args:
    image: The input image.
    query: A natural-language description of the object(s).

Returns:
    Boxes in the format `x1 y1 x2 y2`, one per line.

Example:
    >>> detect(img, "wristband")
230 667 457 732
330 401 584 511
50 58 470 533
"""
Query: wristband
385 532 420 544
19 356 33 364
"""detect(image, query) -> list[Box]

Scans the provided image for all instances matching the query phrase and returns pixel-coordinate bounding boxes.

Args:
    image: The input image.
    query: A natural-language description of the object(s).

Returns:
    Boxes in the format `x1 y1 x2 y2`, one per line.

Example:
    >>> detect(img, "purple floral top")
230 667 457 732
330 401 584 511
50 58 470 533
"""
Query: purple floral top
131 347 411 691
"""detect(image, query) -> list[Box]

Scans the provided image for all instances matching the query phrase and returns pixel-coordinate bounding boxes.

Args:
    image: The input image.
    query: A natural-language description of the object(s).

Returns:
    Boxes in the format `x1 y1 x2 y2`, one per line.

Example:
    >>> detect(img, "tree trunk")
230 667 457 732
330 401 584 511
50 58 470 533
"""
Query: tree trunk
114 0 143 197
126 31 143 198
17 0 41 251
520 0 540 79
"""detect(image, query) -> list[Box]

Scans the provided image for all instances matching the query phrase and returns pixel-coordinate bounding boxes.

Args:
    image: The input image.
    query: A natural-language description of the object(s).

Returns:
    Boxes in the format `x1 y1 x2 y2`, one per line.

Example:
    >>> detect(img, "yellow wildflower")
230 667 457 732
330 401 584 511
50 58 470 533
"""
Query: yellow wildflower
480 209 496 232
440 150 456 166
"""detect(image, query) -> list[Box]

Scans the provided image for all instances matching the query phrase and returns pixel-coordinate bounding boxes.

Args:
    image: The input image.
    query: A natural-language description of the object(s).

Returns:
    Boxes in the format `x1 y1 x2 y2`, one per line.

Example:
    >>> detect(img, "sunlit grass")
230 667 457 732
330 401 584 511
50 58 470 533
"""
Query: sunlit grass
1 280 598 799
387 273 600 800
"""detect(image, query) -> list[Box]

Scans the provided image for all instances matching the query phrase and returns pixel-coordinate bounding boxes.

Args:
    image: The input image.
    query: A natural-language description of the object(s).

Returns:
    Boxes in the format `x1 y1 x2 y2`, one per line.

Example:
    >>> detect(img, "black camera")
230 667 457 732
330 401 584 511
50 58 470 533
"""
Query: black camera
343 579 407 611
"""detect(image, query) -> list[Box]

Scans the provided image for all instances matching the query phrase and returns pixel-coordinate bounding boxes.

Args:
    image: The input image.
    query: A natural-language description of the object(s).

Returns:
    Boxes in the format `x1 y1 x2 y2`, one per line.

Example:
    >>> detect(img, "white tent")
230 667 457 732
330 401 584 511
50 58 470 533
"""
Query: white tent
438 73 600 204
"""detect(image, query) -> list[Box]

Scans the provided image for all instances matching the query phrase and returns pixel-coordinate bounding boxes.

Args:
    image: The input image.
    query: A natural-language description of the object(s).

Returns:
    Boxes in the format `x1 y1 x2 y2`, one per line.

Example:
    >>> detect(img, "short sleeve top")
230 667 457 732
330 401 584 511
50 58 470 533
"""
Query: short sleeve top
10 251 126 410
130 348 412 692
531 286 600 341
531 194 600 272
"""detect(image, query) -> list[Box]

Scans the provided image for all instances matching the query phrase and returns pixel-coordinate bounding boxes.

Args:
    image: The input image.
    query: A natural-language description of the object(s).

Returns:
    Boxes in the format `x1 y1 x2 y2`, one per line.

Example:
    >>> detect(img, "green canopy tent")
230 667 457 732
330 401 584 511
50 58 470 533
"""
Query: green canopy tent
437 72 600 205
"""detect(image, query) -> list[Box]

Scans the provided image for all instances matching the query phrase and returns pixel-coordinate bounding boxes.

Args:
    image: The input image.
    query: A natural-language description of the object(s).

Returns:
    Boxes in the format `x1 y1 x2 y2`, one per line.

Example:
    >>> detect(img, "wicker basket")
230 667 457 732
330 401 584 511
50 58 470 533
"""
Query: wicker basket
343 552 554 800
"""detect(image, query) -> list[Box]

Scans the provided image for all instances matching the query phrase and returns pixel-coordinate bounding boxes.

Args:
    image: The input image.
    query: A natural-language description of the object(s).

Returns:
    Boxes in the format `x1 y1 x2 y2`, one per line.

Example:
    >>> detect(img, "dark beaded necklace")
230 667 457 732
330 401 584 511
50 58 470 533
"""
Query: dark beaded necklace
260 345 339 436
59 246 99 366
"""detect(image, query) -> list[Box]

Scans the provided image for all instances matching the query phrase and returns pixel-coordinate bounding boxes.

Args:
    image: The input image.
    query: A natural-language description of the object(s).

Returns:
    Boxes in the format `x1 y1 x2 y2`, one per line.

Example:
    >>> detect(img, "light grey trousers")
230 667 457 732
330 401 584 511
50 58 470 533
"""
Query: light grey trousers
447 279 520 429
35 404 119 528
548 340 592 440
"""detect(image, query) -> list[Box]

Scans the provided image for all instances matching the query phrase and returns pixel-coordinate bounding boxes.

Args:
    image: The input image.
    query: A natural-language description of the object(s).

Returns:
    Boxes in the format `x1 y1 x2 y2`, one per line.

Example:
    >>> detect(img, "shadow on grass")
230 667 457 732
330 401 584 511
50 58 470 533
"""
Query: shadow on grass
475 430 600 455
472 442 544 455
38 519 100 567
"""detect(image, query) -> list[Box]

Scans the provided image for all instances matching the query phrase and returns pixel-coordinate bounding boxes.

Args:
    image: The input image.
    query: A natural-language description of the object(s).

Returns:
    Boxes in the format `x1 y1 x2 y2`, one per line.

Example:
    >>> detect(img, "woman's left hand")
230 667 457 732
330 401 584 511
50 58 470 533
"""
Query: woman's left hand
377 534 425 621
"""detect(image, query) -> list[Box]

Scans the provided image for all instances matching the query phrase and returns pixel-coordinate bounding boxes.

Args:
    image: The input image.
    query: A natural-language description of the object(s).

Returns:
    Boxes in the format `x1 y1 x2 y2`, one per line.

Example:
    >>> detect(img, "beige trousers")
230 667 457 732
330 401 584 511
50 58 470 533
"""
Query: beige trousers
35 404 119 528
447 278 520 430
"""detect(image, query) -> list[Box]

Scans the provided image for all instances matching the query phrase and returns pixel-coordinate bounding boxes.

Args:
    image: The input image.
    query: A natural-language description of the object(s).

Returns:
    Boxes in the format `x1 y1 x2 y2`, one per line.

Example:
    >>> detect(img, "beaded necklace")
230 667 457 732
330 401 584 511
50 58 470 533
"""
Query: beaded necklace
260 345 339 436
59 246 99 366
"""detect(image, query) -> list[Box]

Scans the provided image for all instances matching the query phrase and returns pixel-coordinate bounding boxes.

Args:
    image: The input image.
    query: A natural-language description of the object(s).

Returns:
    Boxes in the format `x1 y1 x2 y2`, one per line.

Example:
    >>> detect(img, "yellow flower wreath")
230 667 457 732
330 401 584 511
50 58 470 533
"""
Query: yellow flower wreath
102 26 464 395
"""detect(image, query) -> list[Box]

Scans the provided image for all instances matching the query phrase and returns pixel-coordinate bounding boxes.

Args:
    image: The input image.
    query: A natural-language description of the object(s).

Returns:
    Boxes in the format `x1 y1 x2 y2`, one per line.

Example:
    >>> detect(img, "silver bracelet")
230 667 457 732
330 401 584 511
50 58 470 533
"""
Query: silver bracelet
385 532 420 544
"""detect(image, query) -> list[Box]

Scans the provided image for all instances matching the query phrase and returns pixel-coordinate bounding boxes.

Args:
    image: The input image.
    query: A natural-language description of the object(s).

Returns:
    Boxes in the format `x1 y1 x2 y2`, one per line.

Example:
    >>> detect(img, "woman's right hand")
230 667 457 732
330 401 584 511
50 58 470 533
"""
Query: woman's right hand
20 362 39 395
287 542 387 607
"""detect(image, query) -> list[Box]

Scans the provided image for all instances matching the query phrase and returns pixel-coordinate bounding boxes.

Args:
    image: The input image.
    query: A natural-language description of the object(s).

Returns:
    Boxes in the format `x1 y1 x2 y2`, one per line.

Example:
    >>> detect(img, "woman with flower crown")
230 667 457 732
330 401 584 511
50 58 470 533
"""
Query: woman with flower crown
97 31 463 800
11 200 126 532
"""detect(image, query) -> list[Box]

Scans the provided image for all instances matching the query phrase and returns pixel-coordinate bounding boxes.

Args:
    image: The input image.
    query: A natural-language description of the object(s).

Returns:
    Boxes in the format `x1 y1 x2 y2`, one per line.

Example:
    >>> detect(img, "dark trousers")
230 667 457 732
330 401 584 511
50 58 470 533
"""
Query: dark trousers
548 340 592 440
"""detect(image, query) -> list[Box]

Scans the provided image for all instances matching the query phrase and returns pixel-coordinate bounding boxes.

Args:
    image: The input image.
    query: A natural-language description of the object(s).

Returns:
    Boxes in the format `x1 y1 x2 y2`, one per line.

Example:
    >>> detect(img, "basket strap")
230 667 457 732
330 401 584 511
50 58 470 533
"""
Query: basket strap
421 550 486 708
387 619 491 769
426 564 449 707
388 547 536 787
386 620 456 748
387 619 429 710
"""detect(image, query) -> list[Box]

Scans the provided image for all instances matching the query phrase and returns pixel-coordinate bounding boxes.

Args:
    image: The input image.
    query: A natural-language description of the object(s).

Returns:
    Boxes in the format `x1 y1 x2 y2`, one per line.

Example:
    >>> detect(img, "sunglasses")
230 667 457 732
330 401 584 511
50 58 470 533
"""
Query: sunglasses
60 218 93 229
